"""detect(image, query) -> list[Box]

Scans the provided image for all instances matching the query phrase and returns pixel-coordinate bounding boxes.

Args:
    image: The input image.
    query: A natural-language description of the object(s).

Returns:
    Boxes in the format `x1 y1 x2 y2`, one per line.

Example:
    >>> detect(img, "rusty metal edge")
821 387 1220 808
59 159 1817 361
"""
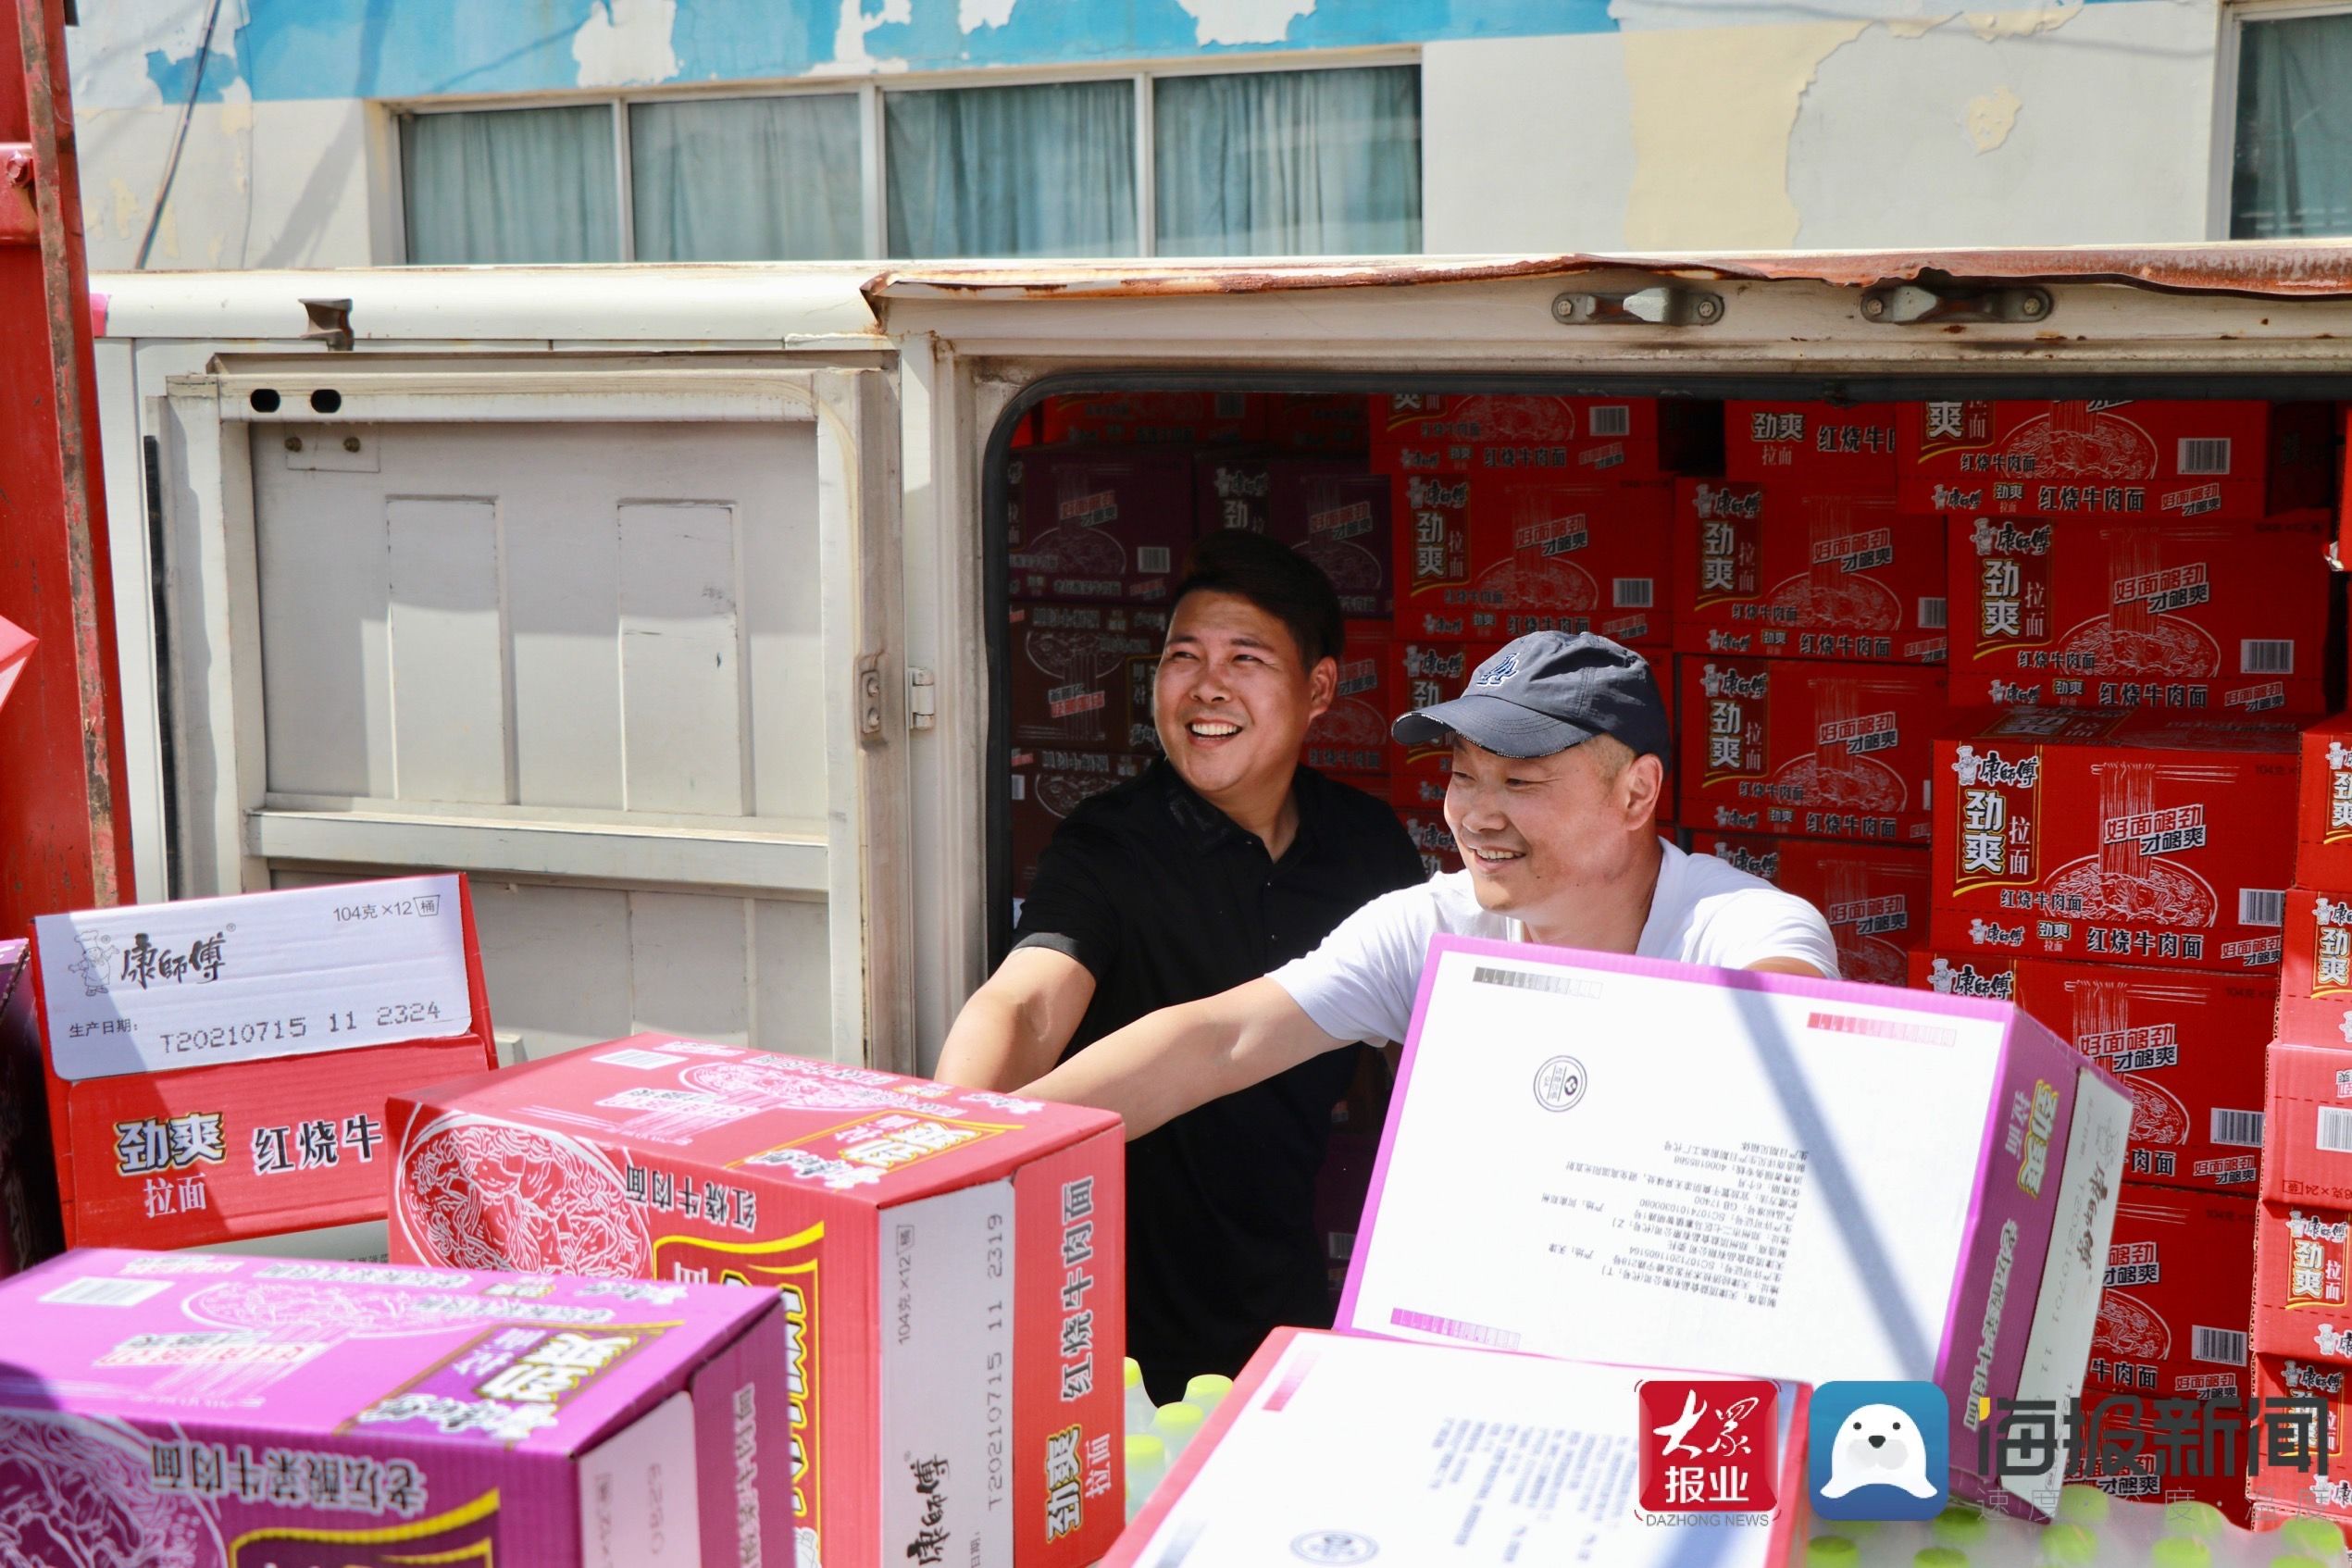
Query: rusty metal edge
18 0 124 907
863 243 2352 305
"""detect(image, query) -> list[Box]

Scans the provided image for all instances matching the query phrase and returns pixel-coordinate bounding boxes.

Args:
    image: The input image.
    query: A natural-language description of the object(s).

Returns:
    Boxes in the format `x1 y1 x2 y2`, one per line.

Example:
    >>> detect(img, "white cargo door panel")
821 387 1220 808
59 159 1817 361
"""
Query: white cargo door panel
161 369 911 1070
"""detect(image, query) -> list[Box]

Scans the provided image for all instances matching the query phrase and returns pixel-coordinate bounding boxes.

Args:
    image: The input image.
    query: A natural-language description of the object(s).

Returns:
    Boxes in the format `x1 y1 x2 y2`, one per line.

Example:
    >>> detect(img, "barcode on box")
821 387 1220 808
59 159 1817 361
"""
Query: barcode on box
1137 547 1172 575
2241 889 2286 927
2319 1106 2352 1152
1327 1231 1355 1262
2179 438 2233 476
1919 597 1948 630
2241 640 2294 675
2192 1325 2247 1366
1009 775 1027 801
42 1276 171 1309
2209 1108 2264 1148
1612 579 1655 608
594 1047 688 1070
1590 405 1632 438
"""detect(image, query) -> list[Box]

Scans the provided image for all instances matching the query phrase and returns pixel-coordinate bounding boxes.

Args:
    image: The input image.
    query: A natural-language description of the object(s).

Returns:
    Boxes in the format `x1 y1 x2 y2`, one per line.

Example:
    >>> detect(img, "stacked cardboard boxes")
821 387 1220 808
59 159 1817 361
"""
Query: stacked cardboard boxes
2244 716 2352 1527
1674 404 1943 983
1900 400 2347 1524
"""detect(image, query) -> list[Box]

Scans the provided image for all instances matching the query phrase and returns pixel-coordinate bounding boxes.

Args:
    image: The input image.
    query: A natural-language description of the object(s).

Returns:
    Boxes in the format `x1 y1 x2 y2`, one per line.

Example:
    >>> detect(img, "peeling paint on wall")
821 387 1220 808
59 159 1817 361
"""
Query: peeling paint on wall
574 0 684 87
1965 83 2022 150
1620 18 1869 250
827 0 914 75
959 0 1018 31
1965 0 2083 42
1176 0 1316 47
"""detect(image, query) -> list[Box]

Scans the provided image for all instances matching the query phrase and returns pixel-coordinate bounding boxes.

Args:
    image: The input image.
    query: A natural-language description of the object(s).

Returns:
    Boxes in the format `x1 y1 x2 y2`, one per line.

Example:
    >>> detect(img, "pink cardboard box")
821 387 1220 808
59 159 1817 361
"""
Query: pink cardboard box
1339 935 2132 1518
1106 1327 1809 1566
0 1246 789 1567
389 1037 1126 1568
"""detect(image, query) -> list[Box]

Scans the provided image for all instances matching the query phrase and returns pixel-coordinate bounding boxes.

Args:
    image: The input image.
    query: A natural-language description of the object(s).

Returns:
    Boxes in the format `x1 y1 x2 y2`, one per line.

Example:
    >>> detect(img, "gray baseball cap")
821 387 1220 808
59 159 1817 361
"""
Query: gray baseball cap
1391 631 1672 761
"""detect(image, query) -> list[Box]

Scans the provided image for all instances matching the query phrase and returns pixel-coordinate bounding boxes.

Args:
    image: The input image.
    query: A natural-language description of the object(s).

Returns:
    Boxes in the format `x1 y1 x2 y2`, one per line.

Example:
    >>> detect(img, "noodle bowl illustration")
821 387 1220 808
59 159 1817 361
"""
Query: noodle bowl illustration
397 1115 652 1277
0 1412 223 1568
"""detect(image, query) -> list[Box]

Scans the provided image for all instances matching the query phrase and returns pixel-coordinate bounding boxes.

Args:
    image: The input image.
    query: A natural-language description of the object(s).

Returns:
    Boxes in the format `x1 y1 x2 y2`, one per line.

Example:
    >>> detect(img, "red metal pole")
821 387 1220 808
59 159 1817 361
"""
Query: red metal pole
0 0 131 928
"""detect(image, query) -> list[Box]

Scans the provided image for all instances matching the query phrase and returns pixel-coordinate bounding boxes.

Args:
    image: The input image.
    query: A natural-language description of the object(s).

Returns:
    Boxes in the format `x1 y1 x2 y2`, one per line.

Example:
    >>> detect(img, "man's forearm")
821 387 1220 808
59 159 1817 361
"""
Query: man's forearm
1021 979 1339 1140
933 993 1034 1090
1020 1001 1228 1139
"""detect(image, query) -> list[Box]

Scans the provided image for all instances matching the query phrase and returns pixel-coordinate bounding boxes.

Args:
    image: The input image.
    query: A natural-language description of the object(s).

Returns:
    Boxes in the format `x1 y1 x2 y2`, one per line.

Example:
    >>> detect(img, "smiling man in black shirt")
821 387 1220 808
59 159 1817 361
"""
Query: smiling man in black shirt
938 530 1423 1402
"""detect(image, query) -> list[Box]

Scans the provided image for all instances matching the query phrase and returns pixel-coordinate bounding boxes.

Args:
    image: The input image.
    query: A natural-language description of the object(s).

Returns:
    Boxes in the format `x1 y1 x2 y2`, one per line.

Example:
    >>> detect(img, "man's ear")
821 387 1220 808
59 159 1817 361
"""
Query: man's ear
1623 753 1666 823
1305 655 1339 723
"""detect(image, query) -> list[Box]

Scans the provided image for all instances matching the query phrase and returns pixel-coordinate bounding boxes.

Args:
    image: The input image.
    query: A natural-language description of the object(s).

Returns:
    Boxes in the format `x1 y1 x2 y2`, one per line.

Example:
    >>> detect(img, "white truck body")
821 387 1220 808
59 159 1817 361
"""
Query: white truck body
84 248 2352 1073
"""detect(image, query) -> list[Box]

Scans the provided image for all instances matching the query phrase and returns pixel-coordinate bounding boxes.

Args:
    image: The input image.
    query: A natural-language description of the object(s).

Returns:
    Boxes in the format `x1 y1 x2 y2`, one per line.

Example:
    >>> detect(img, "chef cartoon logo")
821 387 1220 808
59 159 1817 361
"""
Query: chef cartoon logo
1636 1378 1780 1515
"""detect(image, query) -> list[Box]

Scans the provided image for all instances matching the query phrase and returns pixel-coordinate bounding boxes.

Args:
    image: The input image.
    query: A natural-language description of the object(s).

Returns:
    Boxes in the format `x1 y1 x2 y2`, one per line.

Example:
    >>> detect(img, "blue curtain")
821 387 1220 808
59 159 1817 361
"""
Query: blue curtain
2233 14 2352 239
1153 66 1420 256
402 105 619 264
632 94 865 261
885 81 1137 258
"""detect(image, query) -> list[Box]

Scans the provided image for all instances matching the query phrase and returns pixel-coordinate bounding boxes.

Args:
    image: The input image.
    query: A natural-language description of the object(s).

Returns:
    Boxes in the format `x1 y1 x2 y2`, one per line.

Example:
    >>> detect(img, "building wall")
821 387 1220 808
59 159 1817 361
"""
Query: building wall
69 0 2226 270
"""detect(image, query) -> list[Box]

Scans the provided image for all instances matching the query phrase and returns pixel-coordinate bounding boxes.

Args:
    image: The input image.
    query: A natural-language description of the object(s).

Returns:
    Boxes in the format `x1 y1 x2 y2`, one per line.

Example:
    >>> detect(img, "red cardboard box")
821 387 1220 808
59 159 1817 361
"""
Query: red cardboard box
1394 474 1673 644
2249 1355 2352 1517
1673 479 1948 664
1948 510 2333 714
2256 1197 2352 1364
1196 456 1394 618
2297 716 2352 891
1931 711 2300 972
1010 748 1152 901
1388 640 1504 786
1007 604 1165 753
1676 655 1944 844
1724 400 1899 491
1304 628 1392 779
29 876 498 1251
1691 832 1927 986
2262 1041 2352 1207
1009 448 1196 604
1389 641 1670 788
1265 393 1368 454
391 1037 1126 1568
1898 399 2332 521
1395 806 1462 877
1910 951 2273 1192
1039 391 1255 447
2085 1184 2254 1402
2282 890 2352 1050
1369 392 1713 480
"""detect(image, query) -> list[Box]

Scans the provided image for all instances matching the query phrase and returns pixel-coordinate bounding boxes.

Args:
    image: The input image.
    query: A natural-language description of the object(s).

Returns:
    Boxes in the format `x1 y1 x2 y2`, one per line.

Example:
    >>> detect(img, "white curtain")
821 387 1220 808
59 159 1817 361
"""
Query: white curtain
2233 14 2352 239
1153 66 1420 256
631 94 865 261
402 105 619 264
885 81 1137 258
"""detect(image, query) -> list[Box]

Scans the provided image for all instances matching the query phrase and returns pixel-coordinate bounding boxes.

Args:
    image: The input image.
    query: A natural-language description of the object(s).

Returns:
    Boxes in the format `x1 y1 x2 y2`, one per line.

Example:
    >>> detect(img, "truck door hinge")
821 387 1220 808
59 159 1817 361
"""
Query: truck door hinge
908 667 937 731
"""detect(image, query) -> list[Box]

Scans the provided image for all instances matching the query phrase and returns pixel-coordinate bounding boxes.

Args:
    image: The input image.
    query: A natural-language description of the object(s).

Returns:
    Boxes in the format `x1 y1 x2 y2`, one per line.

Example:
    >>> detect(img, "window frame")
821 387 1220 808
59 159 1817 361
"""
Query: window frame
385 45 1423 265
2211 0 2352 241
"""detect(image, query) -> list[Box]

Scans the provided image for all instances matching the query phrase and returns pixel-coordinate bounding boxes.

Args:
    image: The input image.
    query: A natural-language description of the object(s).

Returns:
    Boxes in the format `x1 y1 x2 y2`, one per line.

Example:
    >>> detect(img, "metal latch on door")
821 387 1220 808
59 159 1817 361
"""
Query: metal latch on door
908 668 936 732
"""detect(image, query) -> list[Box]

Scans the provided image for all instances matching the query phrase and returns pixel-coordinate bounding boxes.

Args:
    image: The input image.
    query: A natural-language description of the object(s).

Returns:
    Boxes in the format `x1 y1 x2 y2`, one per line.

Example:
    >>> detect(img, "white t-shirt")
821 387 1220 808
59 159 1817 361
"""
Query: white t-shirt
1269 839 1840 1047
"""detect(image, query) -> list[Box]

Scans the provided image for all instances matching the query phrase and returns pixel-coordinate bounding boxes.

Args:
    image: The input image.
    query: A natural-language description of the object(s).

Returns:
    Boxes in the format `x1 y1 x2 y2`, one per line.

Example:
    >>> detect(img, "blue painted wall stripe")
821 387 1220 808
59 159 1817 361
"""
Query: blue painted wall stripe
116 0 2143 107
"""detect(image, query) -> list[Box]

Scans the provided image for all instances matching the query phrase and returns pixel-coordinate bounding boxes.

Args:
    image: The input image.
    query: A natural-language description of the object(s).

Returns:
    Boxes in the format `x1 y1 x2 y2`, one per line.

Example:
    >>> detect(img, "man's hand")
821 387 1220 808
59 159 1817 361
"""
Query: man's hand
934 947 1097 1090
1020 977 1347 1139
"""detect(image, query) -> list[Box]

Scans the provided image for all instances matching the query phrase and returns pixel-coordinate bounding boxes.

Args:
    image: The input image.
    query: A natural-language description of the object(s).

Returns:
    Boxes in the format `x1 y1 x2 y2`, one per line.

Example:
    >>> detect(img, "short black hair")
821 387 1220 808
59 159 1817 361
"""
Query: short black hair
1170 529 1346 669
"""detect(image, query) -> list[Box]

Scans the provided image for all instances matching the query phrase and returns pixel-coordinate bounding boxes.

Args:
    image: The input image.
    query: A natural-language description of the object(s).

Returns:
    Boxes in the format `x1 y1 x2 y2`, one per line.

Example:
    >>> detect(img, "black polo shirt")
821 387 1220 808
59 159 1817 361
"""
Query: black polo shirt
1013 757 1425 1401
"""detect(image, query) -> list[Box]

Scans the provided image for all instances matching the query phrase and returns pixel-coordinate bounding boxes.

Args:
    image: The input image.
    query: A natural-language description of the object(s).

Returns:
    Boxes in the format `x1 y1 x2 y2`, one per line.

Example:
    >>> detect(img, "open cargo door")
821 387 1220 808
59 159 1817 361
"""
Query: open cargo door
156 364 913 1071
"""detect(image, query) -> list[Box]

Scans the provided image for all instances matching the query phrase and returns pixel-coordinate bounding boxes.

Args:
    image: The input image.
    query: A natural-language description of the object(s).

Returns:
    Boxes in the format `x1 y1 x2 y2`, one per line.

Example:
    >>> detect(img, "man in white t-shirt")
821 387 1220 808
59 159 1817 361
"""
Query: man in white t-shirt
1018 630 1839 1139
